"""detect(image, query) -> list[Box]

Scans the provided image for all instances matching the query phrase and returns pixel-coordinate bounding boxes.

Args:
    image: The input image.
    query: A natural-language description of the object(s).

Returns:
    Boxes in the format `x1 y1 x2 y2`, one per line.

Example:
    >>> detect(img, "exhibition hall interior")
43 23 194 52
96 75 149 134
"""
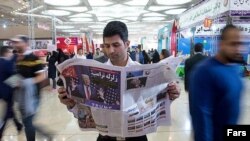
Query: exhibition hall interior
0 0 250 141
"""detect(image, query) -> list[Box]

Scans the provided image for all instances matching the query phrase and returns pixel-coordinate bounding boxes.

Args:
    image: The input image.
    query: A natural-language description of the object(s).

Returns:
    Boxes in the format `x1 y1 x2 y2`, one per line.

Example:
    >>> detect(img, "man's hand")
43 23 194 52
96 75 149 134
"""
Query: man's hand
58 87 76 109
167 81 181 101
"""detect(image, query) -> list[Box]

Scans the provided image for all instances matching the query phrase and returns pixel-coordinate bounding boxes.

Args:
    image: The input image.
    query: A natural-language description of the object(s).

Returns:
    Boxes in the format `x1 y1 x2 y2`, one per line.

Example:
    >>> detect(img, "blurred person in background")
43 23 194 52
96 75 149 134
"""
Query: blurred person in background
160 49 170 60
130 45 144 64
184 43 207 92
189 25 245 141
11 35 52 141
46 52 51 62
142 50 151 64
75 48 86 59
0 46 23 140
86 51 94 59
57 48 69 64
94 48 104 59
58 21 180 141
47 51 58 90
94 46 109 63
151 49 160 63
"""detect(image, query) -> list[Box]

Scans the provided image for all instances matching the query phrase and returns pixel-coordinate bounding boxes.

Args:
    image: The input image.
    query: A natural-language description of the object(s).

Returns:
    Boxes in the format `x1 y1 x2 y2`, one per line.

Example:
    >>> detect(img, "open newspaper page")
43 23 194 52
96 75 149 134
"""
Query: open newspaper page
57 59 125 136
121 62 177 137
57 57 182 137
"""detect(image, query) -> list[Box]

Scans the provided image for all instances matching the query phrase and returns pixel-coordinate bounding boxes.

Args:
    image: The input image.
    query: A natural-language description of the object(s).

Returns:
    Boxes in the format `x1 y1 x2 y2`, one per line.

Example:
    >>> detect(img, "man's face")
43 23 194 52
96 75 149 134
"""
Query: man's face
13 41 28 53
96 48 100 53
103 35 129 63
220 29 244 63
135 48 139 53
83 76 90 86
78 49 83 55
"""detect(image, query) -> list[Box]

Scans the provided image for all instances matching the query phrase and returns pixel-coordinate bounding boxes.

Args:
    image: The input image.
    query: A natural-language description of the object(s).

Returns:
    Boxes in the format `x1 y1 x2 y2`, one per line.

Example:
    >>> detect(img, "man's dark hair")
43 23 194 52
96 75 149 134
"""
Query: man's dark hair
0 46 11 56
103 21 128 42
221 24 238 40
77 48 83 51
194 43 203 52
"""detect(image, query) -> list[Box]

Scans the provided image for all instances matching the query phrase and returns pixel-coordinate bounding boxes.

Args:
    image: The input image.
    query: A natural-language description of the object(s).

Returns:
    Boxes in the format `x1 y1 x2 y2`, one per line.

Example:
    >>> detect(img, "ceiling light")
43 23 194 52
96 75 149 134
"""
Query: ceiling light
56 25 75 29
62 29 80 33
70 13 92 18
95 32 103 35
70 18 93 22
148 6 178 11
127 24 146 28
98 17 113 21
44 0 81 6
88 0 113 6
42 10 71 16
142 17 165 21
165 8 186 15
88 4 147 18
93 29 103 32
125 0 149 6
56 7 88 12
123 17 138 21
129 29 141 32
80 28 89 30
1 15 3 17
156 0 192 5
144 12 165 16
70 33 81 35
113 19 129 23
89 25 105 29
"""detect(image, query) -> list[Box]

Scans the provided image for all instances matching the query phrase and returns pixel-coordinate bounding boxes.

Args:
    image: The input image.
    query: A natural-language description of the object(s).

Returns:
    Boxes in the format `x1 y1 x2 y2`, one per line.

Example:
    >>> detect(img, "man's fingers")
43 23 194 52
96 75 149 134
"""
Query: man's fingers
58 87 66 94
58 93 67 99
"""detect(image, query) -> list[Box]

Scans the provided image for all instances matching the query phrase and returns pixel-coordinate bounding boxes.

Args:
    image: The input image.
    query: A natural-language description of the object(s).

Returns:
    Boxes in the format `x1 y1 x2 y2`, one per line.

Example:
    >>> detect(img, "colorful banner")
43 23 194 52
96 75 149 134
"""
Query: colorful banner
170 21 178 56
230 0 250 16
57 37 80 54
179 0 229 29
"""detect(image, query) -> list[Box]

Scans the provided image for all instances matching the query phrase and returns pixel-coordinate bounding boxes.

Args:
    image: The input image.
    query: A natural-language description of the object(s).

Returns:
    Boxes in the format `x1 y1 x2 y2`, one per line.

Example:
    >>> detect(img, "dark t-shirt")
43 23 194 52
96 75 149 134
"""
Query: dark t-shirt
16 53 44 78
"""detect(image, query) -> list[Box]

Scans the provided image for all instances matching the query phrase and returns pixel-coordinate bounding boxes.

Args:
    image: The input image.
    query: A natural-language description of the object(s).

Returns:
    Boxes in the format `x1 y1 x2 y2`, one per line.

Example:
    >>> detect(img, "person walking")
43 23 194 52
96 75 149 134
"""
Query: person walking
184 43 207 92
0 46 23 140
47 51 58 90
189 25 245 141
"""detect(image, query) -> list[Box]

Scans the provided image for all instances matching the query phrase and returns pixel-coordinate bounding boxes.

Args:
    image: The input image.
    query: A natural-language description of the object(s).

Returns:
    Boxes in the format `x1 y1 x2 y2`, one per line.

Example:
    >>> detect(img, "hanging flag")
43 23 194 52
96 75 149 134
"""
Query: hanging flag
85 36 89 53
92 40 95 54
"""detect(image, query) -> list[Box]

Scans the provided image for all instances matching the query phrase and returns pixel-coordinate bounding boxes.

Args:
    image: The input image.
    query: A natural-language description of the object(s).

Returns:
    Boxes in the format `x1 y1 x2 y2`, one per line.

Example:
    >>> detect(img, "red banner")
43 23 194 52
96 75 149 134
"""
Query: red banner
170 20 178 56
57 37 82 54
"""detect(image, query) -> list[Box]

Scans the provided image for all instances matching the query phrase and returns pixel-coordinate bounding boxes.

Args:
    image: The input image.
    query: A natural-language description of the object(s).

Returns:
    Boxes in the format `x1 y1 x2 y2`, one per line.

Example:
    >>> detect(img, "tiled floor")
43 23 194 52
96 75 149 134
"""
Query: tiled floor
0 79 249 141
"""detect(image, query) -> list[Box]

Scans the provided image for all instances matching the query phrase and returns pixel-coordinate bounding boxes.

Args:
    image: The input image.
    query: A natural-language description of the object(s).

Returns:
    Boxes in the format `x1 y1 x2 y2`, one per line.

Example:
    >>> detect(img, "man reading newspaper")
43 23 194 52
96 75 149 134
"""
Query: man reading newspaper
58 21 180 141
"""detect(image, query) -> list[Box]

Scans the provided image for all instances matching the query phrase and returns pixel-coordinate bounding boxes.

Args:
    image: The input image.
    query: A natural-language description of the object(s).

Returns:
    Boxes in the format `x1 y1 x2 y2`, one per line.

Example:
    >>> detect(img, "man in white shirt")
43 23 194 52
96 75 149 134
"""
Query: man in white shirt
58 21 180 141
94 48 104 59
75 48 86 59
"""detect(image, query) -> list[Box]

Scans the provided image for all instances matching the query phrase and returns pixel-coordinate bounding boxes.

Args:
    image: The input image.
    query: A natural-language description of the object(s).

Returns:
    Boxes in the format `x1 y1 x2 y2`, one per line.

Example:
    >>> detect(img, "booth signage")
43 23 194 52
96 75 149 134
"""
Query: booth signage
204 18 213 28
179 0 229 29
194 24 250 36
230 0 250 16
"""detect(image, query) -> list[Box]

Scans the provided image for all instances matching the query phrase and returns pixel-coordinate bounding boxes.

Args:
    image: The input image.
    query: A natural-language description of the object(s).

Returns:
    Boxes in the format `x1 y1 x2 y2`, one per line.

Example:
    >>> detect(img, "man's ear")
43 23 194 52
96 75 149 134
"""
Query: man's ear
125 40 130 49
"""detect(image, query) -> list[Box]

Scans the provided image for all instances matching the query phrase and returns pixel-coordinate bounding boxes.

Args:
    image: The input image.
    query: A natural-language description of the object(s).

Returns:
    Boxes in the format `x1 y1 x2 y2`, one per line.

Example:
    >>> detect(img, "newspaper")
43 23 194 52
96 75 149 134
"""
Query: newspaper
4 74 23 88
57 57 183 137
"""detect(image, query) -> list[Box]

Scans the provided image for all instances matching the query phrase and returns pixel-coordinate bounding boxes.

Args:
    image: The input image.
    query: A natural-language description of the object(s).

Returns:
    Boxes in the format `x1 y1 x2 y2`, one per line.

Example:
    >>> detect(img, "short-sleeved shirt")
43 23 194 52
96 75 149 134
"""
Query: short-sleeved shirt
16 53 44 79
